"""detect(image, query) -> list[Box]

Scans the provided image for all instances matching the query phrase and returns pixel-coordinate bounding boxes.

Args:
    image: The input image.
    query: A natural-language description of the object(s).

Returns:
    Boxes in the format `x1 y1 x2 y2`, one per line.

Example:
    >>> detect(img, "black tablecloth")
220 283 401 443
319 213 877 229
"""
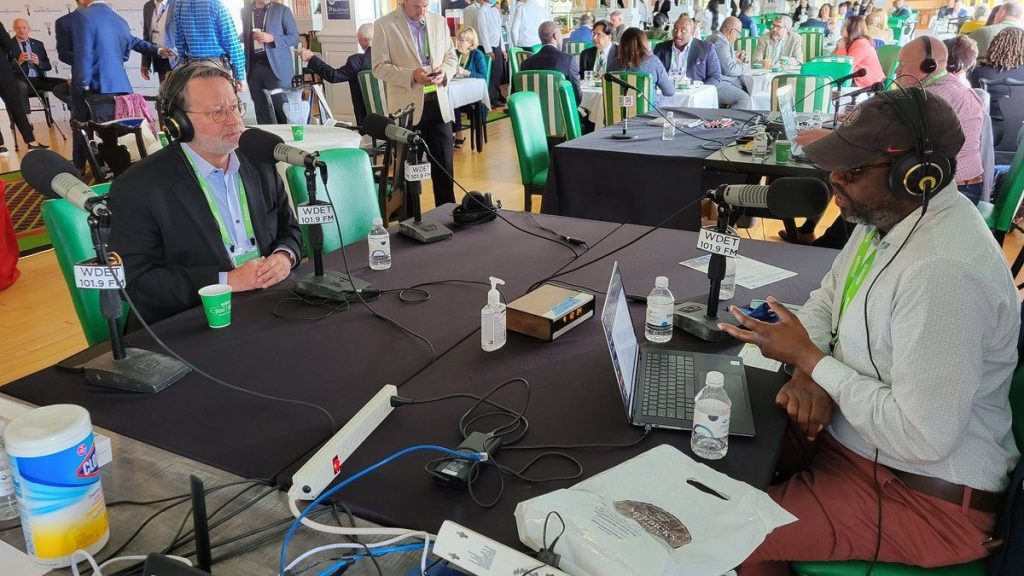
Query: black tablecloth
541 108 759 230
303 225 839 547
2 208 622 479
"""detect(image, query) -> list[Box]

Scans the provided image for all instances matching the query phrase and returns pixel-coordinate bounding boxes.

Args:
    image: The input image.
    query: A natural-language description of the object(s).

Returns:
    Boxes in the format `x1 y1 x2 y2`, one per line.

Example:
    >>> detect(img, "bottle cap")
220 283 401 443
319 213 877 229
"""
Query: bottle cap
655 276 668 288
488 276 505 306
372 217 383 226
706 371 725 386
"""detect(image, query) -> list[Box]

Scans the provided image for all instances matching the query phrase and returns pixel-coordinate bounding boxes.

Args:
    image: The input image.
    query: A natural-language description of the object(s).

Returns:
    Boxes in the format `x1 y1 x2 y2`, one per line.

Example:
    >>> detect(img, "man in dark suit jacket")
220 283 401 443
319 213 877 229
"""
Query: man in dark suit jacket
141 0 173 82
653 15 722 85
108 62 302 324
521 21 582 104
301 23 372 125
578 19 618 79
11 19 71 107
241 0 300 124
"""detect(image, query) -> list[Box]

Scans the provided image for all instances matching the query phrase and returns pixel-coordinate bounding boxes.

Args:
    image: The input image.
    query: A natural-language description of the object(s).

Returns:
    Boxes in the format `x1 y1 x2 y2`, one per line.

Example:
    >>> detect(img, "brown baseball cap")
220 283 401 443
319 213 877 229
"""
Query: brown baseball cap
802 88 965 172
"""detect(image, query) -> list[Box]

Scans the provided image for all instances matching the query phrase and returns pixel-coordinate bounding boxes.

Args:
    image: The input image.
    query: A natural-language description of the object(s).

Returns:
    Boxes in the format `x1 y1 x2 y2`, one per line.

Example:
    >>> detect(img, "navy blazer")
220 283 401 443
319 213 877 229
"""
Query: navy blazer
11 37 52 78
305 49 371 124
73 3 159 94
241 2 301 84
652 38 723 85
521 44 582 104
55 12 77 66
579 44 619 78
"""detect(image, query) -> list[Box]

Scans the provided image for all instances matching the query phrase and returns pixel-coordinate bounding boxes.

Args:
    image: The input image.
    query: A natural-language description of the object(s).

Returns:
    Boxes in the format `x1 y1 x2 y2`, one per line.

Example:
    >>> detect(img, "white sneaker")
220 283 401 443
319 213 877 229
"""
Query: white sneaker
0 146 8 157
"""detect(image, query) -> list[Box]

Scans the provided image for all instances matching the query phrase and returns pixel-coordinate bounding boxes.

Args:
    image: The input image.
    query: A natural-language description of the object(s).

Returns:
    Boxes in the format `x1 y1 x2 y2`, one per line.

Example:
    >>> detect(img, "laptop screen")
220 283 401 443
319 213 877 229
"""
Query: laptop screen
775 85 803 155
600 262 639 417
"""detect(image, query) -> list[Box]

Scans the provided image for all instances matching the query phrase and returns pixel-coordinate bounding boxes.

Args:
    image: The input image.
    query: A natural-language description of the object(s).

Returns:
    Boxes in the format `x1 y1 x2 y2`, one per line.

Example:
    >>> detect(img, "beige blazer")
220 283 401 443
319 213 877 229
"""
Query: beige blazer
754 30 805 65
372 6 459 124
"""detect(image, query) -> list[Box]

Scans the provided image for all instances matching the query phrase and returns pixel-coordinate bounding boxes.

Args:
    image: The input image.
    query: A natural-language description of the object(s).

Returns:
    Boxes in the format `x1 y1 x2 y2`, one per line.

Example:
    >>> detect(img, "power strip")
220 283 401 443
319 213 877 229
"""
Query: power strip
433 521 570 576
288 385 397 501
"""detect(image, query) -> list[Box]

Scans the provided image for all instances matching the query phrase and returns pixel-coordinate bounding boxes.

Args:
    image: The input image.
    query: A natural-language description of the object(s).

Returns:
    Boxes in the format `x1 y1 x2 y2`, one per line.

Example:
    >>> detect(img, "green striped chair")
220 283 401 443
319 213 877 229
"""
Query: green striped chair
771 74 834 113
513 70 573 140
812 55 854 65
800 30 825 62
508 91 549 212
555 79 581 141
888 16 910 43
562 41 592 56
285 148 380 258
507 47 528 77
601 71 653 127
734 36 756 57
357 70 388 117
800 59 853 85
877 44 901 80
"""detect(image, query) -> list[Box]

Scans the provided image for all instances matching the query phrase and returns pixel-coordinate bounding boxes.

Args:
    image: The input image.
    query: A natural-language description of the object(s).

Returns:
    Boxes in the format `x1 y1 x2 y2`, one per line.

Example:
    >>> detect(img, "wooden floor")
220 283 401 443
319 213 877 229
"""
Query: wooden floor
1 119 1021 385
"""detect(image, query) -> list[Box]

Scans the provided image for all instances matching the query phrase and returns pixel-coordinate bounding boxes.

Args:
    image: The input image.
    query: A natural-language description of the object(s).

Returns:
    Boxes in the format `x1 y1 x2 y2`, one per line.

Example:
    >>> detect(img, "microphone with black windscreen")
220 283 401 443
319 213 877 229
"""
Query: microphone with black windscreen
20 149 190 393
238 127 325 168
360 113 424 146
676 178 831 341
843 81 887 100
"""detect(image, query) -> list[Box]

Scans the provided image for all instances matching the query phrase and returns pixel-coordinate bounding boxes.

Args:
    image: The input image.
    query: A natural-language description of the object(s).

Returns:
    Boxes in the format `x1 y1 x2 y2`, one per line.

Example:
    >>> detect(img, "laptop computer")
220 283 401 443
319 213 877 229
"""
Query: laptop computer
600 262 757 436
775 85 811 162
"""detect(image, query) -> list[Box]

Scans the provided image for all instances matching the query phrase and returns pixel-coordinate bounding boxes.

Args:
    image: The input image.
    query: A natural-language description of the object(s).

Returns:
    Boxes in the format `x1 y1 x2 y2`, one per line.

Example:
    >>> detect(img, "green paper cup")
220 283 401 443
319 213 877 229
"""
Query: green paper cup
752 62 763 69
776 140 791 164
198 284 232 328
291 124 305 141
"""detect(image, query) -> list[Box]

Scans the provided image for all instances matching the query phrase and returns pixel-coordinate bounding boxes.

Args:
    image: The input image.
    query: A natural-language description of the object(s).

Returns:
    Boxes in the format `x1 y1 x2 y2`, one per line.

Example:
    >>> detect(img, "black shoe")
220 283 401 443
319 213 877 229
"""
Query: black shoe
27 142 49 150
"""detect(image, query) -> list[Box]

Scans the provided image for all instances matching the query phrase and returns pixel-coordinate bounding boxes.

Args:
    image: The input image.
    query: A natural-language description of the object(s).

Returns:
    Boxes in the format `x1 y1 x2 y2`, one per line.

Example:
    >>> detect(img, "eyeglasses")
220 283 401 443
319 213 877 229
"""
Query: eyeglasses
836 160 890 182
727 27 742 34
185 101 246 123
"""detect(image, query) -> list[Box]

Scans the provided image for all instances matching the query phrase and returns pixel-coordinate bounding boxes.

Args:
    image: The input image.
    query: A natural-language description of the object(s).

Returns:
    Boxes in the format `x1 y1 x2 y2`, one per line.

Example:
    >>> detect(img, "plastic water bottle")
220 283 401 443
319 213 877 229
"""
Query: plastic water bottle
753 125 769 161
368 217 391 270
644 276 674 343
0 422 19 521
719 256 736 300
691 371 731 460
662 111 676 141
809 112 824 131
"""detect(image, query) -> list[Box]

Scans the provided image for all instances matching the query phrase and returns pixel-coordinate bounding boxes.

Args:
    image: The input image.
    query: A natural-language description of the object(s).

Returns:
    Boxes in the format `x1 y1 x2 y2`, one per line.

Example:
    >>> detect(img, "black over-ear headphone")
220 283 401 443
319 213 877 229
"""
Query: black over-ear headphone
944 37 964 73
879 86 951 200
160 60 237 143
452 192 500 226
919 35 937 74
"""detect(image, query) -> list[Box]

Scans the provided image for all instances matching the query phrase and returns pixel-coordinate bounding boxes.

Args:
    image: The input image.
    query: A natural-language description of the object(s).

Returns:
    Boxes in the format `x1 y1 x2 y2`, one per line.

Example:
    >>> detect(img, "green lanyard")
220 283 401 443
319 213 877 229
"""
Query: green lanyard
183 152 259 266
922 70 948 87
831 228 878 348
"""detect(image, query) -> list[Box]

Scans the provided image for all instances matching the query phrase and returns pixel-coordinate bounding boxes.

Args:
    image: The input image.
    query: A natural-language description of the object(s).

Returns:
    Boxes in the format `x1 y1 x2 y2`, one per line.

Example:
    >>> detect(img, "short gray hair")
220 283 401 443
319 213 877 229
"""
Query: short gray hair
578 13 593 26
539 20 560 44
1004 1 1023 19
357 23 374 44
773 14 793 28
610 9 623 18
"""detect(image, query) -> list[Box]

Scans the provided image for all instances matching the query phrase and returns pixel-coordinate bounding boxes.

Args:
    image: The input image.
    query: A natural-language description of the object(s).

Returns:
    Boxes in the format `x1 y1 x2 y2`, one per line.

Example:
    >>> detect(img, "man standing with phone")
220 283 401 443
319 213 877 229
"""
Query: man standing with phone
241 0 299 124
373 0 459 206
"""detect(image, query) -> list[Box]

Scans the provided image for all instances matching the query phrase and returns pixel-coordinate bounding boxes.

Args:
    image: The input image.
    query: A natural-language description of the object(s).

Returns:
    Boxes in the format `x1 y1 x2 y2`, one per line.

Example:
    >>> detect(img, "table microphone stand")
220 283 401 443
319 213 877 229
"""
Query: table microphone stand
611 104 639 141
81 210 190 392
293 162 371 299
399 138 453 243
674 201 741 342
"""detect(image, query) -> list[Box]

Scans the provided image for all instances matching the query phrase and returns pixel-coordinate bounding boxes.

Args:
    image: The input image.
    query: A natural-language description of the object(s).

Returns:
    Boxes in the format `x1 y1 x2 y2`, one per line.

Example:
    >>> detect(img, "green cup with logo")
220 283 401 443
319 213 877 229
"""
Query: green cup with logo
776 140 791 164
291 124 305 141
198 284 232 328
158 131 170 148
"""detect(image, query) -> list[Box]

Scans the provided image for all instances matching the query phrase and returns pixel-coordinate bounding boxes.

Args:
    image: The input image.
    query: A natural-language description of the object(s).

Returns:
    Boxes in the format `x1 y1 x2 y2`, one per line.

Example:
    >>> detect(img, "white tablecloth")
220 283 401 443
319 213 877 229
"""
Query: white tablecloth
581 83 719 129
243 124 364 185
447 77 491 117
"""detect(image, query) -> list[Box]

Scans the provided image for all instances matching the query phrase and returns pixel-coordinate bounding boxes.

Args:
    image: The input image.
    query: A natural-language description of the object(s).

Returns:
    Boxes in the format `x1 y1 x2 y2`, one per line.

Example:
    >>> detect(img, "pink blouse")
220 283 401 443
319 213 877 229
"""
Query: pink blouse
834 37 886 87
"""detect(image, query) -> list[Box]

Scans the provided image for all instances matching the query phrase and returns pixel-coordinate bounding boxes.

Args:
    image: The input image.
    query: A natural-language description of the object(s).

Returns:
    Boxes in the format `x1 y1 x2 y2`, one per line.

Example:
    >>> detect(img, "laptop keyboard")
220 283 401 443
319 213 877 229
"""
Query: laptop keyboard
641 353 696 420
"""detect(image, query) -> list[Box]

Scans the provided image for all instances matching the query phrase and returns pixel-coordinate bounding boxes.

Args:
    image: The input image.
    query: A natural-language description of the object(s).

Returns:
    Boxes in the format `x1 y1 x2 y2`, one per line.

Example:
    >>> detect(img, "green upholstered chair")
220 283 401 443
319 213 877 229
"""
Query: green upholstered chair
601 71 653 127
812 55 854 64
41 182 127 346
800 30 825 61
507 47 527 77
357 70 389 117
735 36 757 57
801 59 853 85
285 148 380 259
877 44 901 80
978 144 1024 276
771 74 834 112
562 41 592 56
888 16 909 43
529 43 543 53
792 308 1024 576
508 91 549 212
513 70 570 138
555 79 581 141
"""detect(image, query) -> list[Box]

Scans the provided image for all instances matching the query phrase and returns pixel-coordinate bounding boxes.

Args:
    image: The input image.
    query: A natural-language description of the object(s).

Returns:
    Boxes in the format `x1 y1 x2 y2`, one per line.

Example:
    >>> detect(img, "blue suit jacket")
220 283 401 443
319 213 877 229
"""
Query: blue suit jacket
240 2 300 84
73 3 159 94
653 38 723 85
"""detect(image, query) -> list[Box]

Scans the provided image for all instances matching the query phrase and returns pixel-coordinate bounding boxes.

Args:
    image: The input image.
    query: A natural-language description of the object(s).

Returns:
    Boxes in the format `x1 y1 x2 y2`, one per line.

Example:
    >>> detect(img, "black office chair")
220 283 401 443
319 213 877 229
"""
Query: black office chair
73 94 158 182
980 77 1024 166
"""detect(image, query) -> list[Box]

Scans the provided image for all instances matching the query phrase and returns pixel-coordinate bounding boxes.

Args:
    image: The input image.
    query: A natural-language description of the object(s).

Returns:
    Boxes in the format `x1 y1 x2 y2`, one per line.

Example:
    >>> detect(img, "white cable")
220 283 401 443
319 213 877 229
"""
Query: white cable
284 532 425 571
71 549 191 576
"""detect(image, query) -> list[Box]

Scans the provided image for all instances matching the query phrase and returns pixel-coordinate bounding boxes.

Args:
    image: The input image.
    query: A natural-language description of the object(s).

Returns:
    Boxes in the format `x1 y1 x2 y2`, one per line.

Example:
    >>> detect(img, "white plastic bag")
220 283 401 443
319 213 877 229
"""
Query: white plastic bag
515 444 796 576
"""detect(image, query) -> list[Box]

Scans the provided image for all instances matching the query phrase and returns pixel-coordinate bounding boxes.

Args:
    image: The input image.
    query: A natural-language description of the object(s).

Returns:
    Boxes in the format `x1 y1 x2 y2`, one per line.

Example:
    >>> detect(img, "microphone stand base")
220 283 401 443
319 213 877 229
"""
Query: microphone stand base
399 217 453 243
84 348 191 393
673 302 738 342
610 133 639 140
294 271 371 302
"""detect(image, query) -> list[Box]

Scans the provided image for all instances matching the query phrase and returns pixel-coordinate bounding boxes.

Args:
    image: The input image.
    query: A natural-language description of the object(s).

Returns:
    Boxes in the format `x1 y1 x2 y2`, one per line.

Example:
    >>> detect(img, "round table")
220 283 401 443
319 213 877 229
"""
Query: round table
581 82 719 129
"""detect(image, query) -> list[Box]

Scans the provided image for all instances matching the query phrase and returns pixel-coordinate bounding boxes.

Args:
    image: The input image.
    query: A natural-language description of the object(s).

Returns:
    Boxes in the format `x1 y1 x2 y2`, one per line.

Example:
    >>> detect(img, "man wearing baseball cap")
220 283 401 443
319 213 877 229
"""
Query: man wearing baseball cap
724 90 1020 574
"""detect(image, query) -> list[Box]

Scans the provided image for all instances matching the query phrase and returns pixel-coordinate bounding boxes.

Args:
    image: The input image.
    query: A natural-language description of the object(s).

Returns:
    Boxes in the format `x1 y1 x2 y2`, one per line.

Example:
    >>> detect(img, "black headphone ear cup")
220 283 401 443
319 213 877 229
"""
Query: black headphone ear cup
888 151 949 199
452 192 498 226
919 35 937 74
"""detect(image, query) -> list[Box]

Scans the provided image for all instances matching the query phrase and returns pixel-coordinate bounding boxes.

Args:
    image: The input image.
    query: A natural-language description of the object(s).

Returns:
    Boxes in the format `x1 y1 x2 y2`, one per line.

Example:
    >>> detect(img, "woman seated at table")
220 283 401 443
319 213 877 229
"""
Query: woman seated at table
608 27 675 105
649 12 671 42
792 0 811 23
969 27 1024 146
833 15 885 87
452 26 488 150
865 8 893 44
799 3 835 37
